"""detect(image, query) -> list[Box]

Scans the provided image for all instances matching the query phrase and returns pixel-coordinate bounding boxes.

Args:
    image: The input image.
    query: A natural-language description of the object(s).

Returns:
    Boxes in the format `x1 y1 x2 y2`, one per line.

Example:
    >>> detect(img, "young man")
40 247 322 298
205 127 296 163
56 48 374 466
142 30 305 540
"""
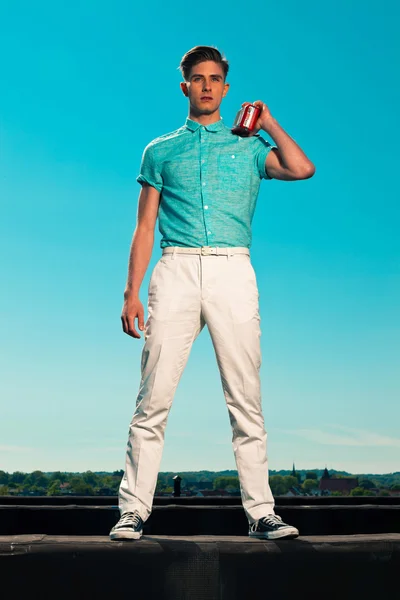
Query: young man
110 46 315 541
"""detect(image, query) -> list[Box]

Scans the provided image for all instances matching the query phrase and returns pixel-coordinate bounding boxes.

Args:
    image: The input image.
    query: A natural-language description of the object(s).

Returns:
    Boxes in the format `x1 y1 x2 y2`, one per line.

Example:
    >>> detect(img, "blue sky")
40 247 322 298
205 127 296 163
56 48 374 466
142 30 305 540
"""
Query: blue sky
1 0 399 475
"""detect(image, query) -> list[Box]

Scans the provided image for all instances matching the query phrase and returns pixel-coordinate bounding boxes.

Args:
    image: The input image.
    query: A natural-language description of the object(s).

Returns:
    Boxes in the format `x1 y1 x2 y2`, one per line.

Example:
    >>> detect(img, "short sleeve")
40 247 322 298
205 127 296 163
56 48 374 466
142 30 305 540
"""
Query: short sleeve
136 143 163 192
253 135 276 180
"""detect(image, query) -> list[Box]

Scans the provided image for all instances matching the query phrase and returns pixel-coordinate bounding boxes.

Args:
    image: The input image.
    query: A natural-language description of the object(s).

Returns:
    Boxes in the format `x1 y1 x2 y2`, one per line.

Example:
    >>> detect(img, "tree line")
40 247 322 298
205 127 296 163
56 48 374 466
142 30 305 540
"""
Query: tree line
0 469 399 496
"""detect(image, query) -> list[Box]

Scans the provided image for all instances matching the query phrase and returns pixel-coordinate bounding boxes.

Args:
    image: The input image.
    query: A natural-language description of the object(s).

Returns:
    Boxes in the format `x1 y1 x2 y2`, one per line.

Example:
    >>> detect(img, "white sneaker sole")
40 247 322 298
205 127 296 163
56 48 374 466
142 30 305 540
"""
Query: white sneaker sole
109 529 143 540
249 527 299 540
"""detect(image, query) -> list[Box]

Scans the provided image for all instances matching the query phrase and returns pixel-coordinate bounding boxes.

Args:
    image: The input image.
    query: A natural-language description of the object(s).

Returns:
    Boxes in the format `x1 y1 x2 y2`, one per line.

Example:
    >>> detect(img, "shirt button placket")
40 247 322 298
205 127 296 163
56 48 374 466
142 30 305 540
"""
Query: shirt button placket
200 126 211 246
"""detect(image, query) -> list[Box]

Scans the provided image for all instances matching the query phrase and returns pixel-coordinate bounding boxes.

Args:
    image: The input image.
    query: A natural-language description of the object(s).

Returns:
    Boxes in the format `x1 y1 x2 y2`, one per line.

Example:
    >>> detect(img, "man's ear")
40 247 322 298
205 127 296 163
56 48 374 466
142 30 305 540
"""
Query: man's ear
180 82 189 97
222 83 230 98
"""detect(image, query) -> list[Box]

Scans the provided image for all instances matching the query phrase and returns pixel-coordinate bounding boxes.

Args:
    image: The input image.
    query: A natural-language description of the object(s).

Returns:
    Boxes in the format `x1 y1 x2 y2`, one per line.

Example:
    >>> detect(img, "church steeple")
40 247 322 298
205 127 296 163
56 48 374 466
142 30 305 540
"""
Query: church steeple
322 466 330 479
291 462 297 478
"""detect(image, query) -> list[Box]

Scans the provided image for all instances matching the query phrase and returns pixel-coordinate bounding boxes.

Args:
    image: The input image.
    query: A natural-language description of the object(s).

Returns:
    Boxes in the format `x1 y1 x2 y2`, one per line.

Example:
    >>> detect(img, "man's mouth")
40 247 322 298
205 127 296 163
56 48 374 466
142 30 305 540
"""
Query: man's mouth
201 97 213 101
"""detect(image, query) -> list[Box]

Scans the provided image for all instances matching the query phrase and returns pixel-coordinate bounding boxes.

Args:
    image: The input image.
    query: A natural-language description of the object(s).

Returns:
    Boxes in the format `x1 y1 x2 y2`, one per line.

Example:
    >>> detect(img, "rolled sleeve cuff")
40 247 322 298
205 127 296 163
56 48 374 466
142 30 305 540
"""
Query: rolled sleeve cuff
257 143 276 179
136 174 163 193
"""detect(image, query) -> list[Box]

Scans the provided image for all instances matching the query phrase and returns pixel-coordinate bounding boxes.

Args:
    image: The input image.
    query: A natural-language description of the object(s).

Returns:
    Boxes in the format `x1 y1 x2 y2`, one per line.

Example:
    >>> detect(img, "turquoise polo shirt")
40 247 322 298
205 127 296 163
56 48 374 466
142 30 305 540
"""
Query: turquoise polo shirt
136 116 275 248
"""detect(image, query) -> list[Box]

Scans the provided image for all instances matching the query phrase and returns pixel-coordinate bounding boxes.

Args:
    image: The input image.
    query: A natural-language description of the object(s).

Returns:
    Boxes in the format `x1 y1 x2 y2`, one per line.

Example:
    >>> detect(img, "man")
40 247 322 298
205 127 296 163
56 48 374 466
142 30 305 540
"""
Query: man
110 46 315 541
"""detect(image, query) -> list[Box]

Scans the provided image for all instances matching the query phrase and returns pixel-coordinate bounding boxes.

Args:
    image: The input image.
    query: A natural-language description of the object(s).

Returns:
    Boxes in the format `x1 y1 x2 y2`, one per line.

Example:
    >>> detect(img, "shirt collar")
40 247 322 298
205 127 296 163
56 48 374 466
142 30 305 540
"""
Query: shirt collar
185 116 225 133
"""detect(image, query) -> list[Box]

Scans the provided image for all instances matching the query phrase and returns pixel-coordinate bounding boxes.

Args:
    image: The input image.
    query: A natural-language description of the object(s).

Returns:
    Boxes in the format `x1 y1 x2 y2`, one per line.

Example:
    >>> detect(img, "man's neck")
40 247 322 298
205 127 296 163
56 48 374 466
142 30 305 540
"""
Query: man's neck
188 111 222 126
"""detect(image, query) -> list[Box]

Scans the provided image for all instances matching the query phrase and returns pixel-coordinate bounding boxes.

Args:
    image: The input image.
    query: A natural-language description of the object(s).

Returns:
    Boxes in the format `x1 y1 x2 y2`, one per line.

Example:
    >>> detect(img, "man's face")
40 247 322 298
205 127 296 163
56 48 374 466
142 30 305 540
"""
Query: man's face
181 60 229 115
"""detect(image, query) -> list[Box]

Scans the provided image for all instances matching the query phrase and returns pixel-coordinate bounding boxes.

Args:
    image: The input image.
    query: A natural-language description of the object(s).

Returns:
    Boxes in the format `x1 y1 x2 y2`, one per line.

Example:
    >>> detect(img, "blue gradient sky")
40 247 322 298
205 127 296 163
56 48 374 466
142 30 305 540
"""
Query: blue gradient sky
1 0 399 474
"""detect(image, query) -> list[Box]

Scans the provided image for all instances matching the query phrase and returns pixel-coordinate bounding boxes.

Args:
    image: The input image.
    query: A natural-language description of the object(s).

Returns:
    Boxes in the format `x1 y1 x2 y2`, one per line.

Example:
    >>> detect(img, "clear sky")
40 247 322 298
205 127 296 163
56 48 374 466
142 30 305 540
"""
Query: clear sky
1 0 399 475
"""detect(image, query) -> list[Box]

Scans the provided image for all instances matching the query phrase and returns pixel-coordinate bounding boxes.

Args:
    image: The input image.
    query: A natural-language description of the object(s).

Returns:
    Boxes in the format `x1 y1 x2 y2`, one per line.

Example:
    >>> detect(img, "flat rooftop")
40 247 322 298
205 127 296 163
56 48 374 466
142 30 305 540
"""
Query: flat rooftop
2 498 399 599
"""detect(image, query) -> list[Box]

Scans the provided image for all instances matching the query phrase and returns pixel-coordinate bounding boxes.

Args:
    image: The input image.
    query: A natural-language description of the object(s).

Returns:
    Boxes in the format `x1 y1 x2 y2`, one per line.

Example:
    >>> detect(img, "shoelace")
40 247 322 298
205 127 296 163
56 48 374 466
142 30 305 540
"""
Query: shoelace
250 514 282 532
118 511 142 528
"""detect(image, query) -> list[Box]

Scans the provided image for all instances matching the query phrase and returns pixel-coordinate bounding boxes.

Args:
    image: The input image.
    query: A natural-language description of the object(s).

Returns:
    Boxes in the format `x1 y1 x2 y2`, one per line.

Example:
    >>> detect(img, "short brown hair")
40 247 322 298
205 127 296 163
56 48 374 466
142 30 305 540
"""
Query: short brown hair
178 45 229 82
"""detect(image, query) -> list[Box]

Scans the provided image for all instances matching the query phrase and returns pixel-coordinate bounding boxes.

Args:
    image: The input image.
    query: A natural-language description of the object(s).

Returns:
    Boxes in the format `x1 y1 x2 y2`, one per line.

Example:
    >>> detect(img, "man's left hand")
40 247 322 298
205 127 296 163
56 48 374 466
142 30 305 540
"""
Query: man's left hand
241 100 274 135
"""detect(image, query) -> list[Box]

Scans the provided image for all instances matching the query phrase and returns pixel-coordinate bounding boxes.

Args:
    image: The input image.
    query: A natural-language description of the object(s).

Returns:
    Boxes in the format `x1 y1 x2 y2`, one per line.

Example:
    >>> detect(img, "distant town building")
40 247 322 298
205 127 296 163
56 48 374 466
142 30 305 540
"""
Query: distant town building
60 483 71 495
319 472 358 494
195 490 233 497
184 481 213 490
285 486 313 497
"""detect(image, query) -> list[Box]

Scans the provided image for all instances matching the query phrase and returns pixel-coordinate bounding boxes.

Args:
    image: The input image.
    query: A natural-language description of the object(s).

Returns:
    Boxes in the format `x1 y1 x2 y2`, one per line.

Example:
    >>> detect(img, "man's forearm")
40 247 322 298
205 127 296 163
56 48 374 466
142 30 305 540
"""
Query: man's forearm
262 117 314 177
124 227 154 297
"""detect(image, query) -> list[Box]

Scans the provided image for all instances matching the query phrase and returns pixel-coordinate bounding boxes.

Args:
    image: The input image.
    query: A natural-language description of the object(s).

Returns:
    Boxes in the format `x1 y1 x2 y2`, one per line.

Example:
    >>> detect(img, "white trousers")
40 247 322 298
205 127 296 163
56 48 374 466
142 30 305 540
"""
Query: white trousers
119 247 275 523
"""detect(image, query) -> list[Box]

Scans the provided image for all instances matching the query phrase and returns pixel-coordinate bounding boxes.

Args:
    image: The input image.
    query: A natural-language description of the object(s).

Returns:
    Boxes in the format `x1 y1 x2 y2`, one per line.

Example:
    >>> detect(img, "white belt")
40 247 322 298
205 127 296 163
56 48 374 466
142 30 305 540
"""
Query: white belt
162 246 250 256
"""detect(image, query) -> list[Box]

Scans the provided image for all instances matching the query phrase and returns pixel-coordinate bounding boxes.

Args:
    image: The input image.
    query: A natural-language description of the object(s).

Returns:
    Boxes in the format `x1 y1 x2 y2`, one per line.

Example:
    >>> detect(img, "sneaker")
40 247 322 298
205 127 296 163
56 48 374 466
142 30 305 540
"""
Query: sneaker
109 510 144 540
249 514 299 540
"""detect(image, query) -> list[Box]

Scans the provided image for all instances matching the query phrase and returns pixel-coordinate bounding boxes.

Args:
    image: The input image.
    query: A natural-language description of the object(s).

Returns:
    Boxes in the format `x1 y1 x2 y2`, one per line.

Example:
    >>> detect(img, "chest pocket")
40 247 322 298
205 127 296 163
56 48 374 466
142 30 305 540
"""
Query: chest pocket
217 151 249 188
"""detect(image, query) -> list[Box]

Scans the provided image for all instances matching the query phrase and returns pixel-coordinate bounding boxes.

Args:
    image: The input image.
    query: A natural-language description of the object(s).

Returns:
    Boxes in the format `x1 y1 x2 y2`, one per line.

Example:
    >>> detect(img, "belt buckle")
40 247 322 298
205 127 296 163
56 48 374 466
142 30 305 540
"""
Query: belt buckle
201 246 215 255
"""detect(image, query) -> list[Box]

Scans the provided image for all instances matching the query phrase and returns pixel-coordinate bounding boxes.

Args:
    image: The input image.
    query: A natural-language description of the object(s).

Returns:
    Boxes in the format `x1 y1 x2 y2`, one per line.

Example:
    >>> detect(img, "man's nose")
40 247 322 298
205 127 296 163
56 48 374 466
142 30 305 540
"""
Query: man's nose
202 81 212 91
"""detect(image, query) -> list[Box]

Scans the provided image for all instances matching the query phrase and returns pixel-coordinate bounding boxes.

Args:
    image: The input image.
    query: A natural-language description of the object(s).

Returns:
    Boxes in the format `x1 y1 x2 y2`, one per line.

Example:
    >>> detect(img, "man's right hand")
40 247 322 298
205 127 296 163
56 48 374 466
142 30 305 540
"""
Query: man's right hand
121 295 145 339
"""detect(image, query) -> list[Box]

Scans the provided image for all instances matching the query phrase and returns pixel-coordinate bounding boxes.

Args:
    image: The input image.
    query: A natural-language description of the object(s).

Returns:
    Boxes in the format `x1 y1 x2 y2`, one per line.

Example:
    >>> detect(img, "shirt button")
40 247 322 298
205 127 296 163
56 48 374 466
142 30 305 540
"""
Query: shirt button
231 155 235 158
203 182 206 186
204 205 209 209
207 231 211 234
201 159 205 163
